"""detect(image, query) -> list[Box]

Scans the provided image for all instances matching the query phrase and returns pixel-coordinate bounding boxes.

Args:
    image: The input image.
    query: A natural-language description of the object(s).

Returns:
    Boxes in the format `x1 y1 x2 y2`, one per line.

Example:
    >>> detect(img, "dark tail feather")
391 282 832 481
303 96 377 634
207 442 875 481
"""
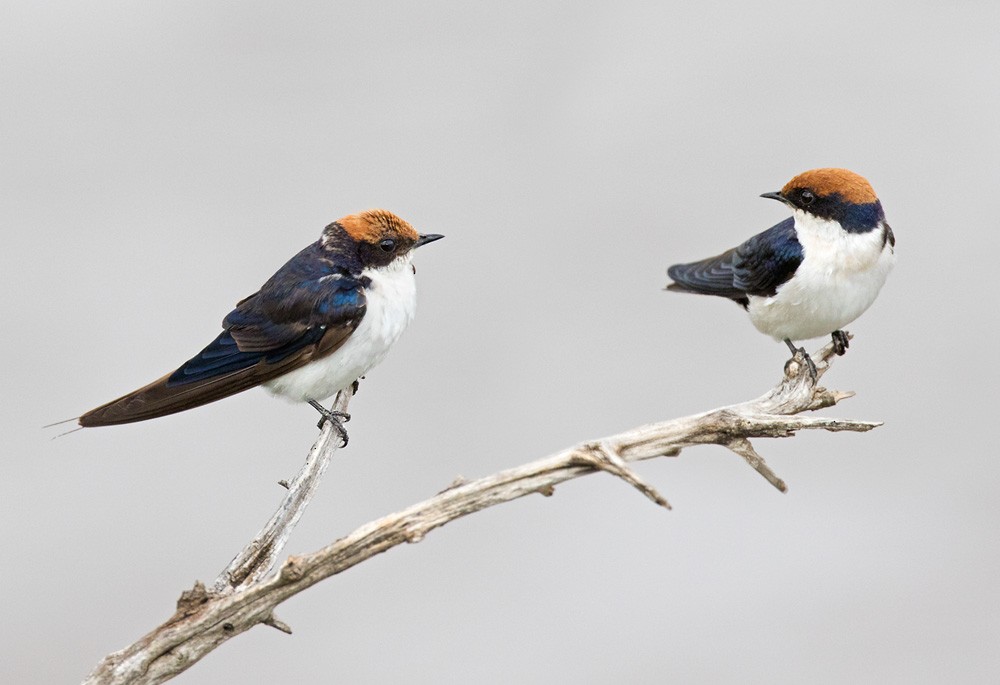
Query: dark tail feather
664 280 706 295
43 416 86 439
51 425 85 439
43 417 79 429
78 368 265 427
78 325 356 428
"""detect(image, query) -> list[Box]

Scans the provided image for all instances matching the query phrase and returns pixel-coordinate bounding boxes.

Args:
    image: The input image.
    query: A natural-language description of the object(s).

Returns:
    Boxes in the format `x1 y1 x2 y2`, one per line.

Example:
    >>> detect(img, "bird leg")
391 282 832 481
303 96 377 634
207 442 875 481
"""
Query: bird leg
783 338 817 380
831 330 850 356
308 400 351 446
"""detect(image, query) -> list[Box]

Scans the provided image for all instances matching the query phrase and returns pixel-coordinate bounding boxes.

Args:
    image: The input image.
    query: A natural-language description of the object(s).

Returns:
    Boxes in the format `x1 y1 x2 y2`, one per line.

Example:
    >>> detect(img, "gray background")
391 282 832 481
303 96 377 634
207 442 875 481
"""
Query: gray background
3 2 998 683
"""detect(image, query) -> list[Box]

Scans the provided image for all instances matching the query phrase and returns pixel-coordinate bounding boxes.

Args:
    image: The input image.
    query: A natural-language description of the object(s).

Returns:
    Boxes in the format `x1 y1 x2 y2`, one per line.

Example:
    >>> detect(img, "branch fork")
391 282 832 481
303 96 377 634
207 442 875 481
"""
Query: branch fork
84 335 881 685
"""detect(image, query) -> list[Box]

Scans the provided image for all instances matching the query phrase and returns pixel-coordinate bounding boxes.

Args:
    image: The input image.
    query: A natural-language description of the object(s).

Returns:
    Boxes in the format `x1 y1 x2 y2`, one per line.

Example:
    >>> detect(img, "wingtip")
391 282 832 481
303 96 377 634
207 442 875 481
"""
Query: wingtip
77 404 128 428
666 263 696 287
77 412 98 428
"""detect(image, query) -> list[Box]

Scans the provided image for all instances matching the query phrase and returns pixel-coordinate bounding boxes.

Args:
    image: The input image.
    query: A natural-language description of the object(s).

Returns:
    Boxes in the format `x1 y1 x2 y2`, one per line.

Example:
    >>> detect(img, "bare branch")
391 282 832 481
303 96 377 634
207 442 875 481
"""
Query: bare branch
213 386 353 593
577 440 672 508
726 437 787 492
83 337 881 685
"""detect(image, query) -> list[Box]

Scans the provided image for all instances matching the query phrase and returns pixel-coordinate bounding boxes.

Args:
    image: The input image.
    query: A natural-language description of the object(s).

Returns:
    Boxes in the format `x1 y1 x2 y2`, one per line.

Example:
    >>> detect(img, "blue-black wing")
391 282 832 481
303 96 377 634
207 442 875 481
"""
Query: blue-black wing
666 217 803 307
79 243 366 426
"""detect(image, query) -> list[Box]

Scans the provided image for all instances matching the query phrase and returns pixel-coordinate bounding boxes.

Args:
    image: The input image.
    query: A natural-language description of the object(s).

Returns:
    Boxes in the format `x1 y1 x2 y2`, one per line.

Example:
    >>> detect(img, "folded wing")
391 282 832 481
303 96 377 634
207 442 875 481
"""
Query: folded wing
79 245 366 427
666 217 803 307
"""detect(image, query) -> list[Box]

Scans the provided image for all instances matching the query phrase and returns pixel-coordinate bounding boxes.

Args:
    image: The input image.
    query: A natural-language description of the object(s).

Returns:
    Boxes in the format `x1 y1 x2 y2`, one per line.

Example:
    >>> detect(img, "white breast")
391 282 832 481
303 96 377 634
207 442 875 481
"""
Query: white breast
747 211 895 342
262 254 418 402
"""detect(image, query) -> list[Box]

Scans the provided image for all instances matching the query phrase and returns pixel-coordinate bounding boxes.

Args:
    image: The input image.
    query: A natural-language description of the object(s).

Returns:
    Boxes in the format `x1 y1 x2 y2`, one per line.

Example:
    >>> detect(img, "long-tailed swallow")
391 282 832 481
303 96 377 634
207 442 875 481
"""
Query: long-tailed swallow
77 209 443 442
666 168 895 368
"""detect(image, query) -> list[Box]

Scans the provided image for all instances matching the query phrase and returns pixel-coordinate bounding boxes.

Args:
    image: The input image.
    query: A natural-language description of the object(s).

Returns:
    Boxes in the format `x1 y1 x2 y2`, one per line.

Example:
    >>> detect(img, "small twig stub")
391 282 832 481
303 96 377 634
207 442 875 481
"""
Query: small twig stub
84 338 879 685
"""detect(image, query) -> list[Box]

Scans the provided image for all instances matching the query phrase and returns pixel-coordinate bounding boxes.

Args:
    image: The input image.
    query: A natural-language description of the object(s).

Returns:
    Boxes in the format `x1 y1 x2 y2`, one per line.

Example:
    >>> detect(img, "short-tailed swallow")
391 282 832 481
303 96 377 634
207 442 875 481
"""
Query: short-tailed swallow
77 209 443 442
666 168 895 369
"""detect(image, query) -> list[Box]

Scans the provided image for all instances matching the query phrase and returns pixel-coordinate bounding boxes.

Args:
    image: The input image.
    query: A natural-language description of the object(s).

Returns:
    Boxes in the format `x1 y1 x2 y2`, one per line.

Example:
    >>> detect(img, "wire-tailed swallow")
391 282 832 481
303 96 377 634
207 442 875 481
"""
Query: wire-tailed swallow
666 168 895 370
77 209 443 442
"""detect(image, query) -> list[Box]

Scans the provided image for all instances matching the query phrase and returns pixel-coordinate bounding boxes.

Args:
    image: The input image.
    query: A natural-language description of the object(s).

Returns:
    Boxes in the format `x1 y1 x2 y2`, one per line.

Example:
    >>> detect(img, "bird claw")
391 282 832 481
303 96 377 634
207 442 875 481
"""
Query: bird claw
831 330 850 356
783 349 817 381
307 400 351 446
800 350 818 380
783 339 817 381
317 411 351 445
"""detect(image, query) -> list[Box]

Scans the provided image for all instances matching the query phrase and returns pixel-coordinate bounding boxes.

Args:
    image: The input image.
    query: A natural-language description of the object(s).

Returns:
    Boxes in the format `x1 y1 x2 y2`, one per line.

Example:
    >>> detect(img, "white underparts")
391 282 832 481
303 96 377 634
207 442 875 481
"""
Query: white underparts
262 253 418 401
746 211 895 342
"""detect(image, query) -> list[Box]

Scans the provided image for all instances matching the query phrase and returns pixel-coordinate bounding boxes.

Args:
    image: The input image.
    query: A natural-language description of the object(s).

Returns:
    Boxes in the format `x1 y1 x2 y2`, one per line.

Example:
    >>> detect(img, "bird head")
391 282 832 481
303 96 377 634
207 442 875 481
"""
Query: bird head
760 168 884 233
324 209 443 269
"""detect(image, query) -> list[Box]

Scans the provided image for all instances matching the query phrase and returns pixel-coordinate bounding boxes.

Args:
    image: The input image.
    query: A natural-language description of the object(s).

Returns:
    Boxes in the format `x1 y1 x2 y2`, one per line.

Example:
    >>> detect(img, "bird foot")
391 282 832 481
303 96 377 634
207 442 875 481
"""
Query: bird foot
831 330 850 356
308 400 351 446
783 339 817 381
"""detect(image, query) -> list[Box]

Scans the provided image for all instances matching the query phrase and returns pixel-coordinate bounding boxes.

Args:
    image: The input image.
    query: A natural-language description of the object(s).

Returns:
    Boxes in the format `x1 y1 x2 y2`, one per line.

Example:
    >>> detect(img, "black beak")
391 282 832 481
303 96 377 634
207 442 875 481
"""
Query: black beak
414 233 444 248
760 191 789 205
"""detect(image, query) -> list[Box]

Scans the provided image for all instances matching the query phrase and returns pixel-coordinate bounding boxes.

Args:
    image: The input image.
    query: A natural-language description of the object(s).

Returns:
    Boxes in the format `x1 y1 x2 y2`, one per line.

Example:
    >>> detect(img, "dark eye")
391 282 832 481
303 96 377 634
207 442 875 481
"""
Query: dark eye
800 190 815 206
378 239 396 252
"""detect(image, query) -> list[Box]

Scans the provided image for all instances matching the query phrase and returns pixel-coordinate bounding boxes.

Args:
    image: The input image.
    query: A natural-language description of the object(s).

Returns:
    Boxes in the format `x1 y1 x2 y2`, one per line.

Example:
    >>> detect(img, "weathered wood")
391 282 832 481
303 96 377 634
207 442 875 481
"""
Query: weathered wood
212 387 354 593
83 338 879 685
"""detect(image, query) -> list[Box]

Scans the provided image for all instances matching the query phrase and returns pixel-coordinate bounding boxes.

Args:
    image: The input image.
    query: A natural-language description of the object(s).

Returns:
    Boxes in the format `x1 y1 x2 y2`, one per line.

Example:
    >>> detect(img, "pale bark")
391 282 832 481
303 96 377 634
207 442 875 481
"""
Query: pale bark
83 338 879 685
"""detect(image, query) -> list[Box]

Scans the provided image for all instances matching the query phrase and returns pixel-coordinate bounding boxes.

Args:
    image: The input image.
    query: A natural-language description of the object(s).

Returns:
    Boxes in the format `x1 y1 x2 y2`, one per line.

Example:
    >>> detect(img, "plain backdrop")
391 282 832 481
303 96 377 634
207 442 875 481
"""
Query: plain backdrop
3 2 998 683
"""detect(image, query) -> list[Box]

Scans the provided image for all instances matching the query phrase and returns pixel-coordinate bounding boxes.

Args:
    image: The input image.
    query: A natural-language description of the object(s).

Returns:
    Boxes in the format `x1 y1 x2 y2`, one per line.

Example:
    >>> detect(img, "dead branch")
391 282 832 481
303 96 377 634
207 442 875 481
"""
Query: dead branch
212 387 354 593
83 337 880 685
